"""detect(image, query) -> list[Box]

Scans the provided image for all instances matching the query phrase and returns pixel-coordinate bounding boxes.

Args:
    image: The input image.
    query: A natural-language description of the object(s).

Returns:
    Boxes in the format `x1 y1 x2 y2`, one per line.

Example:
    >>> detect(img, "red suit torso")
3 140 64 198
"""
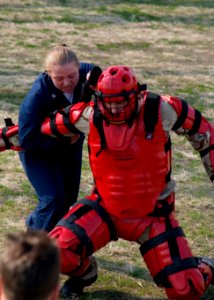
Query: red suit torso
88 98 170 218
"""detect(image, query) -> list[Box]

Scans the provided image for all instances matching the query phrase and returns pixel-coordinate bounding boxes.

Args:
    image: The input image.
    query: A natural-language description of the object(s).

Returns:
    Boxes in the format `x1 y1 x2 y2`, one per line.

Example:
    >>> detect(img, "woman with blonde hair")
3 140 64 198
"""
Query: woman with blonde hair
18 44 98 232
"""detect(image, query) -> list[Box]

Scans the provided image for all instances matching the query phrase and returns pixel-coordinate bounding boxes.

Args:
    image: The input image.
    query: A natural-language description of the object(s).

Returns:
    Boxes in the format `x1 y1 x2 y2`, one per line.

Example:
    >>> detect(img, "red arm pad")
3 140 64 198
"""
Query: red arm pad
40 117 54 136
5 124 19 137
163 95 214 182
69 102 89 123
166 96 208 133
163 95 210 133
0 124 22 152
41 102 89 137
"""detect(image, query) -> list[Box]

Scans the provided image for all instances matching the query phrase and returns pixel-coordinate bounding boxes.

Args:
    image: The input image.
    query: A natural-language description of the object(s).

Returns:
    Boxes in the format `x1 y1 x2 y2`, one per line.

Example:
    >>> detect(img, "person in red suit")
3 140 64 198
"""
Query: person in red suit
1 65 214 299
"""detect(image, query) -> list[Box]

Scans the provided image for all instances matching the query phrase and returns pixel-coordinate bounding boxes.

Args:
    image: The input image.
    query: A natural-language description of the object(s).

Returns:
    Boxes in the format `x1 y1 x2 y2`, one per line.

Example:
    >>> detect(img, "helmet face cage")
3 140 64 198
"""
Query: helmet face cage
97 91 138 122
96 65 138 123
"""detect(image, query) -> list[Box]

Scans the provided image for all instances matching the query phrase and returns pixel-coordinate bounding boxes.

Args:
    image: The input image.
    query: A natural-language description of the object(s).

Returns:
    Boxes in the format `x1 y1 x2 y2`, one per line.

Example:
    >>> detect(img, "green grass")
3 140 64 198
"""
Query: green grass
0 0 214 299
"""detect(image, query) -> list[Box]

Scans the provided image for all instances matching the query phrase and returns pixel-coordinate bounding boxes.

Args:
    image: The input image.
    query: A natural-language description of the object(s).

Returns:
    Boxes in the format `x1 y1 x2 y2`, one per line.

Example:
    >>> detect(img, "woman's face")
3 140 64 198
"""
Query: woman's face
49 61 80 93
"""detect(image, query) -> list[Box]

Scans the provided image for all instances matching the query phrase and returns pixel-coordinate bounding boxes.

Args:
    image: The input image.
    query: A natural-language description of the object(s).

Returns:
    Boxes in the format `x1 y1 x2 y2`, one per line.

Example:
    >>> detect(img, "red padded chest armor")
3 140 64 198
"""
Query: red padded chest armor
88 98 170 218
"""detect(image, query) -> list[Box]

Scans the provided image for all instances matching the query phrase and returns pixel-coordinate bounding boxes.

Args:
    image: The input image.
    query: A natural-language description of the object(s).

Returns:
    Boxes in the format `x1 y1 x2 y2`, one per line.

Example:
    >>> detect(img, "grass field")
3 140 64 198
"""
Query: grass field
0 0 214 299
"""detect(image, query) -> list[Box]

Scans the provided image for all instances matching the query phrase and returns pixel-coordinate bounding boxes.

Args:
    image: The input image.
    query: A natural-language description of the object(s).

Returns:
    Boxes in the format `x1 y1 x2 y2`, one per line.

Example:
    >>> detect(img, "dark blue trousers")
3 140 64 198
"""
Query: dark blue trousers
19 137 84 232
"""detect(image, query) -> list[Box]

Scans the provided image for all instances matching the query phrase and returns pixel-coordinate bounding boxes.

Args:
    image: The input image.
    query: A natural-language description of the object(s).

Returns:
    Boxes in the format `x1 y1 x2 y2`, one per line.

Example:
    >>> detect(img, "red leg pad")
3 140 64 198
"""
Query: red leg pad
49 198 111 276
50 226 90 276
141 215 206 299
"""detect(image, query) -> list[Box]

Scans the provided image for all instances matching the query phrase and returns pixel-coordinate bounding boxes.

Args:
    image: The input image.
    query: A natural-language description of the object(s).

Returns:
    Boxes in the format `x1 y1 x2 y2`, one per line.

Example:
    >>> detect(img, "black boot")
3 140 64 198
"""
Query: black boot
60 256 98 299
198 256 214 285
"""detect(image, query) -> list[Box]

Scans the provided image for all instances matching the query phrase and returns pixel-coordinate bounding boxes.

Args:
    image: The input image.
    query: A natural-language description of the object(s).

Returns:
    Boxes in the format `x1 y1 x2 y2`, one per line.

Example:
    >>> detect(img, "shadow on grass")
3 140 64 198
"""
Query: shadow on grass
97 257 153 282
84 289 167 300
83 287 214 300
83 281 214 300
200 285 214 300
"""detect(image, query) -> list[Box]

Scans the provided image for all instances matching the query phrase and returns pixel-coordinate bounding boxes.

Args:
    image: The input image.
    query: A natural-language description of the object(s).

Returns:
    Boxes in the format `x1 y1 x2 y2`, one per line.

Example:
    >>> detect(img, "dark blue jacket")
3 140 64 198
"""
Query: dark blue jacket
19 62 93 151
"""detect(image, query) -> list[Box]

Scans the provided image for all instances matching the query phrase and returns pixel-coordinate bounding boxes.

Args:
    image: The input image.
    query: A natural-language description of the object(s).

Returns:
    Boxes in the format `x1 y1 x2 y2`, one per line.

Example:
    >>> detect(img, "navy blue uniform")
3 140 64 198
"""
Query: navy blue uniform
18 62 94 231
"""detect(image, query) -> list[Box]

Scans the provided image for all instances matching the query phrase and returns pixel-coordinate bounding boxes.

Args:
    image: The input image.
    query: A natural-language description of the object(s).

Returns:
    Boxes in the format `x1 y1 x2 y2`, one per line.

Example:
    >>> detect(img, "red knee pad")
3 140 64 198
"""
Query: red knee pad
49 197 115 275
50 225 90 276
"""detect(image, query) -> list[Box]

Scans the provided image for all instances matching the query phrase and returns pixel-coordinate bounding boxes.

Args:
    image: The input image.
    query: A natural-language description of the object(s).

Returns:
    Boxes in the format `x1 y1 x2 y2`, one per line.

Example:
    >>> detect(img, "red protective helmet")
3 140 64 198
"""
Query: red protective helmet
96 65 139 123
